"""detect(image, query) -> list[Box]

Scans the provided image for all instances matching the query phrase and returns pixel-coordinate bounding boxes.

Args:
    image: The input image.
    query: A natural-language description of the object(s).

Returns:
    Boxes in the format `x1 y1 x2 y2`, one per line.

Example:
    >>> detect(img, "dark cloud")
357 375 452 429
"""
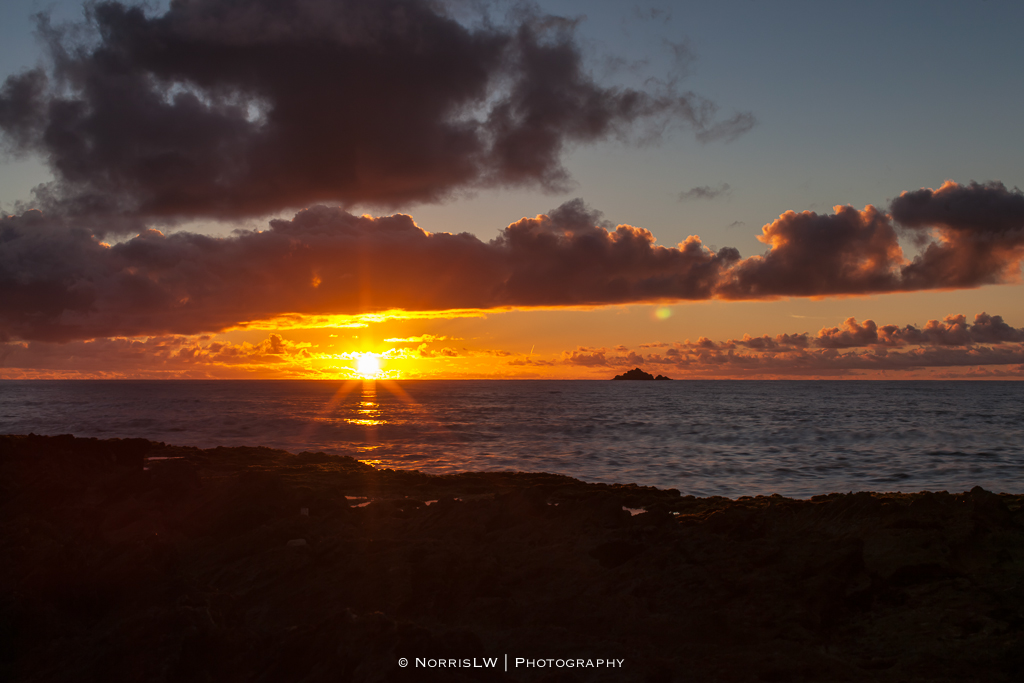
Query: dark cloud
964 312 1024 344
0 200 742 341
490 198 739 306
891 181 1024 289
872 313 1024 347
719 182 1024 298
0 0 754 221
3 182 1024 342
678 183 730 201
891 180 1024 235
718 205 905 298
0 70 48 153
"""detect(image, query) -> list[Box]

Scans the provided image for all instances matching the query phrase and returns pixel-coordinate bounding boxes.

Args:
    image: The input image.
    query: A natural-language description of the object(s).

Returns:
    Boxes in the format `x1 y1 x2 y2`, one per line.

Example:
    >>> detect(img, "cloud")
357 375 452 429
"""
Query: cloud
4 183 1024 342
0 0 754 221
718 181 1024 298
0 333 318 378
416 343 462 358
687 313 1024 353
383 334 451 343
537 312 1024 377
507 357 556 367
830 313 1024 348
637 312 1024 376
718 205 905 298
0 206 500 341
8 311 1023 379
491 199 739 307
560 347 610 366
891 180 1024 289
678 183 730 201
813 318 881 349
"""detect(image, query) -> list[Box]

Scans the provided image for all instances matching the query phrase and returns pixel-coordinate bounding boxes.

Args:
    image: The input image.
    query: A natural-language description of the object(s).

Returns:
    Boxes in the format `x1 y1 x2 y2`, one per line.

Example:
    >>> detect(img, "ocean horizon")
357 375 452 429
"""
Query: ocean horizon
3 378 1022 498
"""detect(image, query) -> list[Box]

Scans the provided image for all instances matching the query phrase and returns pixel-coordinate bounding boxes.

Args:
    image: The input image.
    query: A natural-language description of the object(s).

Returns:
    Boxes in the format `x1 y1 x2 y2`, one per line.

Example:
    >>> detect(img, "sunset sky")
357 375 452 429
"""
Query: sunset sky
2 0 1023 379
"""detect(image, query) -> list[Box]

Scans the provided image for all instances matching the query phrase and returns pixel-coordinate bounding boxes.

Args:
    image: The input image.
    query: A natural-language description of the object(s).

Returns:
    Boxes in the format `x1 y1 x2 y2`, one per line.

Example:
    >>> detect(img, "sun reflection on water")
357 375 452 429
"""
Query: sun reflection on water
301 377 422 457
345 380 386 426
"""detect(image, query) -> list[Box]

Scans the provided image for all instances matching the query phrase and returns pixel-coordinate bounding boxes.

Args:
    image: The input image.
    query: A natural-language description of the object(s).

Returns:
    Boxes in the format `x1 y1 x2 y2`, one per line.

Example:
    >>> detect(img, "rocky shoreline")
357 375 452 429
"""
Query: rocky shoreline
2 434 1023 682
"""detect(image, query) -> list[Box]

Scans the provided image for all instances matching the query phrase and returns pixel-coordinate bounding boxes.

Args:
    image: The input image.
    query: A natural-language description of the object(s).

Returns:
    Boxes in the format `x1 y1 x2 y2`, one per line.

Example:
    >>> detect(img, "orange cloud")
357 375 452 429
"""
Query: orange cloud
384 334 452 343
893 181 1024 288
3 183 1023 343
0 333 319 378
542 312 1024 378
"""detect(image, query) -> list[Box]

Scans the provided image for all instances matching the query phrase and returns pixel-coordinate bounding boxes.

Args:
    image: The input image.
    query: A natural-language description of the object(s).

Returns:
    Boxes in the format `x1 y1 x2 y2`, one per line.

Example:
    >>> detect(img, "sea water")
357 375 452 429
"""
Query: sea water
1 380 1022 498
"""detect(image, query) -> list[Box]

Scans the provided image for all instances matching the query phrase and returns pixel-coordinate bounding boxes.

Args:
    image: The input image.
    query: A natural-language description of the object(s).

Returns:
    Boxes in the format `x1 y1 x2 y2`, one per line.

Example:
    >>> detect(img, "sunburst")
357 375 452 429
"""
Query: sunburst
356 354 381 378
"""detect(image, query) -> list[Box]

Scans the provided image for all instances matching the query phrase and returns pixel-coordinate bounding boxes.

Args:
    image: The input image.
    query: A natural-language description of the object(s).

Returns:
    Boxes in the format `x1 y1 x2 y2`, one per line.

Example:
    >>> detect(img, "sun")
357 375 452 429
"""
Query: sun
356 354 381 378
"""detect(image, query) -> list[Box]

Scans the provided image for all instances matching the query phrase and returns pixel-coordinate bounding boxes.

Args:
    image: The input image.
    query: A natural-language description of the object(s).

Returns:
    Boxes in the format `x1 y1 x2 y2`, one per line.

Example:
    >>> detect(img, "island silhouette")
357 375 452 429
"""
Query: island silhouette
612 367 673 380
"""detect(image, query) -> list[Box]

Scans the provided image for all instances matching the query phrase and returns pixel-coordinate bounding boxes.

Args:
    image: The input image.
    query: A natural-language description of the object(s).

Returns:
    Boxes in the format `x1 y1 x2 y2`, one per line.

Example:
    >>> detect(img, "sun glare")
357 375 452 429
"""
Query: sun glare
356 354 381 378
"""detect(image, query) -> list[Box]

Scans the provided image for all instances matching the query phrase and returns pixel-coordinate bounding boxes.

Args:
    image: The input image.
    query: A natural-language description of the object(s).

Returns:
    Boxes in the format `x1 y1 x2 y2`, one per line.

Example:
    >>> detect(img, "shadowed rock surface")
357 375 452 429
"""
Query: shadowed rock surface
1 434 1023 682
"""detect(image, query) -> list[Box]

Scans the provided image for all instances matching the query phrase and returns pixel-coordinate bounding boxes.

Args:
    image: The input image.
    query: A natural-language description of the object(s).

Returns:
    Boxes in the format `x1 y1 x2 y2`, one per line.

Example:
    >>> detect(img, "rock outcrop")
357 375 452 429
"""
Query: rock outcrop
612 367 672 380
2 434 1023 682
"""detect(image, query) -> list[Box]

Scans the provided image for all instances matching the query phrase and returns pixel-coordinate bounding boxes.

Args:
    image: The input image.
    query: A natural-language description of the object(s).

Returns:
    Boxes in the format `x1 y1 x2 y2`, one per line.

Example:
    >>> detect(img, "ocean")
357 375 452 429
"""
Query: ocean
2 379 1022 498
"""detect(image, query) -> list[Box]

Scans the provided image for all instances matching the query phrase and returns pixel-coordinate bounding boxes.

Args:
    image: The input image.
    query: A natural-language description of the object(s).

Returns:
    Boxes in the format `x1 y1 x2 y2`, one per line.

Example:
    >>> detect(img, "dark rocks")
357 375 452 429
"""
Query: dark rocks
589 540 645 568
2 435 1023 682
611 368 672 380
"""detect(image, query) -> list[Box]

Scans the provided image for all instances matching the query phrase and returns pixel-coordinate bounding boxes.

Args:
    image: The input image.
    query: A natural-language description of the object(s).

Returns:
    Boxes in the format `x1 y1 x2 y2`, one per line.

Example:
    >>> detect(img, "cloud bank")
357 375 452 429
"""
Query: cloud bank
2 181 1024 342
3 312 1022 379
0 0 753 220
556 312 1024 377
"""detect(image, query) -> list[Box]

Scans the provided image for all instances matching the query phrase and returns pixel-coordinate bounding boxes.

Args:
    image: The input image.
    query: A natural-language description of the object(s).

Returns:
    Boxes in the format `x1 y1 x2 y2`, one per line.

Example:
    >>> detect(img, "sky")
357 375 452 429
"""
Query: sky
1 0 1023 379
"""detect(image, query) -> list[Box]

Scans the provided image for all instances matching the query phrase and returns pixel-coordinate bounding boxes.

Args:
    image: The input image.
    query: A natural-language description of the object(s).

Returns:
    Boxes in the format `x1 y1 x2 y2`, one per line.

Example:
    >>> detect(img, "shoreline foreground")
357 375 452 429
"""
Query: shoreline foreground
2 435 1023 682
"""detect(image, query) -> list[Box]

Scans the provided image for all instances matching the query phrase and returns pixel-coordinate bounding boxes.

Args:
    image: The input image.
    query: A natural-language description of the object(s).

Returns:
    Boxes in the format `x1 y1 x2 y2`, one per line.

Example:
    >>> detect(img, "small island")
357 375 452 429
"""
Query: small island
612 367 673 380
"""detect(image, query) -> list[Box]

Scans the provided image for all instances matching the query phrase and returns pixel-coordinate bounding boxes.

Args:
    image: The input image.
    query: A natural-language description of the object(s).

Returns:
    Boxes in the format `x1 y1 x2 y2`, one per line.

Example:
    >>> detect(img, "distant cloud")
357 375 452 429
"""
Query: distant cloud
507 357 556 367
634 6 673 24
416 344 461 358
0 0 754 222
3 182 1024 343
383 335 451 343
7 312 1021 379
0 331 519 378
561 347 610 366
552 312 1024 377
0 333 319 379
814 313 1024 348
664 39 696 76
678 183 731 201
694 114 756 143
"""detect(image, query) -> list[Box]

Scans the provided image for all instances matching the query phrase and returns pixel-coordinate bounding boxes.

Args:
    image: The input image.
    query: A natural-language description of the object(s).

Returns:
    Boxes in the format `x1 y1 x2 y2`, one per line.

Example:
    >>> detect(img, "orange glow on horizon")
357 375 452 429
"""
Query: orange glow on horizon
229 308 494 331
